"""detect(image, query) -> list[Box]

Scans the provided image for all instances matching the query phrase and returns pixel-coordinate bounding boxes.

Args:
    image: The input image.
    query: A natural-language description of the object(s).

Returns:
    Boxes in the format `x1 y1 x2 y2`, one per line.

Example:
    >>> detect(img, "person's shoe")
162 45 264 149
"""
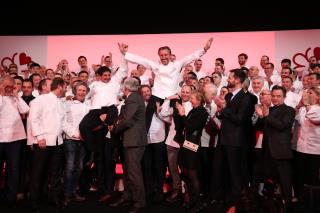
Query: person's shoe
99 194 112 203
31 202 40 213
109 197 132 207
190 204 203 213
63 197 71 207
52 199 64 210
74 193 86 202
210 199 224 205
129 206 144 213
165 191 182 203
16 193 24 201
152 192 164 203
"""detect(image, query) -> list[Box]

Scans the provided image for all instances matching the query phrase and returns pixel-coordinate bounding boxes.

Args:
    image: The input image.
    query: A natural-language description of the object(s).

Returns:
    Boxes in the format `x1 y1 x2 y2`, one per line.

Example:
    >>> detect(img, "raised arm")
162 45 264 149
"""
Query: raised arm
177 37 213 68
121 42 157 70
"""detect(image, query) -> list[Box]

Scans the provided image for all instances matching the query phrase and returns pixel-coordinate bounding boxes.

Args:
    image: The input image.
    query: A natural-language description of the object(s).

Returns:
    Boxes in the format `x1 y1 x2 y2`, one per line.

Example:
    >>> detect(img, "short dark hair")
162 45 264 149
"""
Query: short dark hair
139 84 151 94
188 71 197 80
230 68 247 83
238 53 248 59
30 62 41 69
281 58 291 65
50 77 65 91
216 58 224 64
22 79 33 87
310 63 320 70
78 56 87 62
158 46 171 55
272 85 286 97
29 73 41 82
78 70 89 76
241 67 249 73
14 76 24 82
309 73 320 80
96 66 111 76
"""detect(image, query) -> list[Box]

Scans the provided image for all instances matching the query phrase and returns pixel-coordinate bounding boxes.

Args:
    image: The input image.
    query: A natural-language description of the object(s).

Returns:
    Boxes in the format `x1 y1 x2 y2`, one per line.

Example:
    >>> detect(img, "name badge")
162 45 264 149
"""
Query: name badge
183 140 199 152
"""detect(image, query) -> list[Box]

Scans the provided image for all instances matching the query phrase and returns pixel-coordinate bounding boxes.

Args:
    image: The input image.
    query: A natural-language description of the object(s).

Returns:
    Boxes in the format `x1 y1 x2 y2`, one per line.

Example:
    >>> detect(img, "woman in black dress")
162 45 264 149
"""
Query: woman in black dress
176 90 208 213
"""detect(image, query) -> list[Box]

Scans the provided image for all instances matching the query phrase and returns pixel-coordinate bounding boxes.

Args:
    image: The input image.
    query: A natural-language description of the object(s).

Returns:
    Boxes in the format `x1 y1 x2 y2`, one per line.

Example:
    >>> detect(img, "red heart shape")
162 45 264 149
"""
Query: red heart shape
314 47 320 61
19 52 32 65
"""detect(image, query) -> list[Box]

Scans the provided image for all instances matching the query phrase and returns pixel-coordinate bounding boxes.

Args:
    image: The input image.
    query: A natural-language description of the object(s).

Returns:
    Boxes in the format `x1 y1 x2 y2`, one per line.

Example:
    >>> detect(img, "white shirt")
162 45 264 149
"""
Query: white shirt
200 101 217 147
231 88 242 100
29 92 65 146
160 99 192 148
292 79 303 94
125 49 206 99
32 89 40 97
294 105 320 154
88 57 128 109
0 95 29 142
140 71 152 86
269 74 282 89
284 90 301 109
63 99 90 140
194 70 207 80
147 111 166 144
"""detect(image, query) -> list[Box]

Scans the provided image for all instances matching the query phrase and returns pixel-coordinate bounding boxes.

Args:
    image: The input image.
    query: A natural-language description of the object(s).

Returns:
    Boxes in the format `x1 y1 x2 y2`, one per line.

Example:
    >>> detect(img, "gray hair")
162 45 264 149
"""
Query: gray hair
203 83 218 96
123 77 139 92
252 76 265 85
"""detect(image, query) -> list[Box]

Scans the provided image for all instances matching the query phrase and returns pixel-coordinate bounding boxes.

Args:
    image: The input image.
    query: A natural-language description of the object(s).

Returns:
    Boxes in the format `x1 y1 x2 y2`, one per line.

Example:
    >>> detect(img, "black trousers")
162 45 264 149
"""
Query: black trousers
211 145 242 206
263 146 292 202
30 145 63 204
141 142 166 196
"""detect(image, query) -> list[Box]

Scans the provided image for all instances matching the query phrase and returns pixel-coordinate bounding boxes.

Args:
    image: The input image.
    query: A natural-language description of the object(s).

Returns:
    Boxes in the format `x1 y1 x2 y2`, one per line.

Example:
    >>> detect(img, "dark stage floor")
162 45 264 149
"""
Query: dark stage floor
0 191 315 213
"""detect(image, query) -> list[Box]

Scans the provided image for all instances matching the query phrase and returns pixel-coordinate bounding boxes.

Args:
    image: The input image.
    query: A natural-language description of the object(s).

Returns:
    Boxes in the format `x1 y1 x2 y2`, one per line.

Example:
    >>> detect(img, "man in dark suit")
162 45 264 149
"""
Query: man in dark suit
256 85 295 211
211 69 252 211
112 77 147 213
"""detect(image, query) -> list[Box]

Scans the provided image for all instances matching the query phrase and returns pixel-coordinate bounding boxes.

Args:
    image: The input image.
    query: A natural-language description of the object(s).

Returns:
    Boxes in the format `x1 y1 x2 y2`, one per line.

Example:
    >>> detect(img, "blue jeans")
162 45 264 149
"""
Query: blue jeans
63 140 85 197
0 140 22 201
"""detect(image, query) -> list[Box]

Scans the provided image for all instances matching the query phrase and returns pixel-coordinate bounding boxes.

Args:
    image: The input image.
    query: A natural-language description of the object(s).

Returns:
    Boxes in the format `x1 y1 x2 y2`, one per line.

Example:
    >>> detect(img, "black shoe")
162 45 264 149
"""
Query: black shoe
210 199 224 205
165 191 182 203
190 204 203 213
52 199 64 210
153 192 164 203
129 206 144 213
31 202 40 213
109 197 132 207
99 194 111 203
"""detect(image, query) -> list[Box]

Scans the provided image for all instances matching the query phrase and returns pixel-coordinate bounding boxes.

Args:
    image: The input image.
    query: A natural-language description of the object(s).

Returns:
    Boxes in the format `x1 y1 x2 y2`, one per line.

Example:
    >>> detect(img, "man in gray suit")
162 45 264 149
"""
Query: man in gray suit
112 77 147 213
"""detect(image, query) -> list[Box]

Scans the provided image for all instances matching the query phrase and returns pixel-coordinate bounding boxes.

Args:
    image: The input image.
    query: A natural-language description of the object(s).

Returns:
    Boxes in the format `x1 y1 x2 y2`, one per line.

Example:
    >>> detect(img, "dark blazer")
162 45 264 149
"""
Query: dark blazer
183 106 208 145
114 91 147 147
259 104 295 159
219 89 252 147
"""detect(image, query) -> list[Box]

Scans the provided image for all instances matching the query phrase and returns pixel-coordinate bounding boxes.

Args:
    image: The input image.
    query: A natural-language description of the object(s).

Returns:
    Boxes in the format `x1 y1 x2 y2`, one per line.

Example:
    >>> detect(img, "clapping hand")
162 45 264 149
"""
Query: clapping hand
175 102 185 116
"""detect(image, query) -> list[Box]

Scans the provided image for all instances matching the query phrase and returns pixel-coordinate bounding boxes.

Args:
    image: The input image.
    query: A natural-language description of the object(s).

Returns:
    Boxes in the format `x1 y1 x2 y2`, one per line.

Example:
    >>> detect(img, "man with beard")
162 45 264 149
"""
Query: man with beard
29 78 67 212
211 69 252 212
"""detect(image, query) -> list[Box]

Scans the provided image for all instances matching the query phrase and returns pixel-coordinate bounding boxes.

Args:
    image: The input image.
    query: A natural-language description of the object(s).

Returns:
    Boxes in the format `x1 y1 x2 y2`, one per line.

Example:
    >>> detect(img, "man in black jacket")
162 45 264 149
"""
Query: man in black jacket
211 69 252 211
256 85 295 211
